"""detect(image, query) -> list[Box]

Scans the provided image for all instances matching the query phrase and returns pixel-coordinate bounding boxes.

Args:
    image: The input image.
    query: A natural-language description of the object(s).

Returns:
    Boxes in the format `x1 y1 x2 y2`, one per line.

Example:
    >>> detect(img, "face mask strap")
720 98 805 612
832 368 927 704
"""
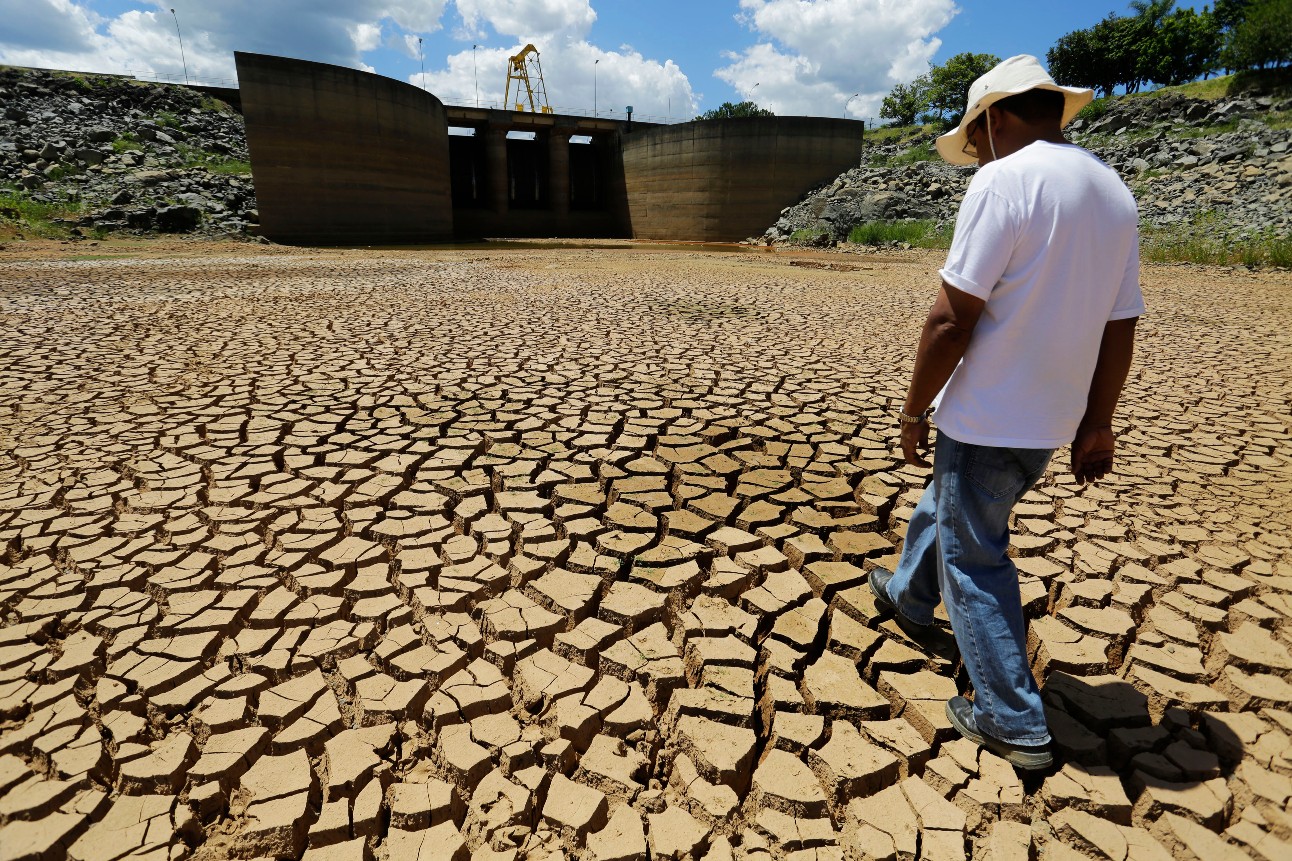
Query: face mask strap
986 108 998 161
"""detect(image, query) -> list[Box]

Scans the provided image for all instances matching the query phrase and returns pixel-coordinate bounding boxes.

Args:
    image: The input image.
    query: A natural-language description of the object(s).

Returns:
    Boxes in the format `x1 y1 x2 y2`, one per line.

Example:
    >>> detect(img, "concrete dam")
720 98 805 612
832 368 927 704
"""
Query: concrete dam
235 52 866 245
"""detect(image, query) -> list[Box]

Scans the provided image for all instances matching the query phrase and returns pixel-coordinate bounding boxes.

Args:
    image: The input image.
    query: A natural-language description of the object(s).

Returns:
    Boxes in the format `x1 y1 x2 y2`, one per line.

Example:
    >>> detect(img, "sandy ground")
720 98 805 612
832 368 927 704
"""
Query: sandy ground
0 240 1290 861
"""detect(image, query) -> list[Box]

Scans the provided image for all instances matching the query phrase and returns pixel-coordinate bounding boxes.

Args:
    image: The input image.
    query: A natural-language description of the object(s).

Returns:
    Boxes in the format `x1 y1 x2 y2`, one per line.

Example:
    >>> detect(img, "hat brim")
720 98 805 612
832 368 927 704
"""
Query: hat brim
934 83 1094 166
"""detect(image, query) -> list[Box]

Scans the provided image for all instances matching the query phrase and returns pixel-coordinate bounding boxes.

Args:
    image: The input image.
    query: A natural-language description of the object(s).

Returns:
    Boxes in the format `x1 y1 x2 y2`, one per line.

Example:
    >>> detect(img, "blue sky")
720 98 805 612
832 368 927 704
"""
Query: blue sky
0 1 1203 122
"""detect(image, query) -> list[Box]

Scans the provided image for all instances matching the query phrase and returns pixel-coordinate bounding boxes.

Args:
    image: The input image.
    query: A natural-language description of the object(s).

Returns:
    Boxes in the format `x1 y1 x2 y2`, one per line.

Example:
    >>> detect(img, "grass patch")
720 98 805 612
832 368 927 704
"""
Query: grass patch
1124 68 1292 104
175 142 251 175
1141 212 1291 268
847 219 953 249
789 226 831 243
1076 97 1112 123
1261 109 1292 131
1129 76 1234 103
1171 118 1243 139
204 159 252 176
868 141 939 168
1143 234 1292 267
155 111 183 130
112 133 142 153
866 122 939 145
0 188 82 238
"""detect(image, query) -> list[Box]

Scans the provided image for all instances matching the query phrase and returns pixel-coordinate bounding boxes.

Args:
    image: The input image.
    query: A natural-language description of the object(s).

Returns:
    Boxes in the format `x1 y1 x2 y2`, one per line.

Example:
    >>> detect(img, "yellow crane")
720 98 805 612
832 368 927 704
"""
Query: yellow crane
504 44 553 114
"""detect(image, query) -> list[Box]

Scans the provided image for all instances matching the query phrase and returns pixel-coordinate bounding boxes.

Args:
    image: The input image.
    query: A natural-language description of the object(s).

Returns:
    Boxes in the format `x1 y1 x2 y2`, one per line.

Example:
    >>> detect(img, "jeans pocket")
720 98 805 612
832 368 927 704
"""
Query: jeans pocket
966 446 1028 499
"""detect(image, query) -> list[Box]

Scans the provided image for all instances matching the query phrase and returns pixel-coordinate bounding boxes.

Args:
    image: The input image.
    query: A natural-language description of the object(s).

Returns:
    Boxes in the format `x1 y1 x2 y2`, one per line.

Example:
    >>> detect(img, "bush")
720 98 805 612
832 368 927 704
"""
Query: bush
1222 0 1292 70
789 227 831 243
175 143 252 174
696 101 774 120
1076 97 1111 122
0 188 81 238
1141 213 1292 267
848 220 953 249
868 142 938 168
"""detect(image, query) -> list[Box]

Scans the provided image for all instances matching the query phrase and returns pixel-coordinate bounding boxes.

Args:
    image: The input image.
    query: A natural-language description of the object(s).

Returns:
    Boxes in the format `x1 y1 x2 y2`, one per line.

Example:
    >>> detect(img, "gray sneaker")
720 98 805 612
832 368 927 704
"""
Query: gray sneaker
945 695 1053 771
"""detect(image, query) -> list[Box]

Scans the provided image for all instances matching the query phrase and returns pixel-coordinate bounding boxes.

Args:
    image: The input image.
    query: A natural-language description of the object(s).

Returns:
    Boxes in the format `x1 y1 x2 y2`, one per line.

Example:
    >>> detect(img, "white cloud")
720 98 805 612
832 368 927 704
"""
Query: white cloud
416 4 695 121
0 1 451 85
0 1 692 120
351 23 384 54
717 0 958 120
400 33 424 60
415 40 694 122
0 0 100 55
455 0 596 40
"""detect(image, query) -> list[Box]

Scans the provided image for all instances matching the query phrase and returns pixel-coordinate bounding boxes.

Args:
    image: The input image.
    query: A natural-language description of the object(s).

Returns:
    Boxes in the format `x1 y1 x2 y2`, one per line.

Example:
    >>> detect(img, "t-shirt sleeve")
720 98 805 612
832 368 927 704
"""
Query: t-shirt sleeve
1109 237 1146 320
938 186 1020 301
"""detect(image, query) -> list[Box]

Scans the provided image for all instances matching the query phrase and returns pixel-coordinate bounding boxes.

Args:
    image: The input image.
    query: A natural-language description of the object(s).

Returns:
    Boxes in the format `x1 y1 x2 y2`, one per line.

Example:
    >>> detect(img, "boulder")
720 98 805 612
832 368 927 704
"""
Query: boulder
155 204 201 232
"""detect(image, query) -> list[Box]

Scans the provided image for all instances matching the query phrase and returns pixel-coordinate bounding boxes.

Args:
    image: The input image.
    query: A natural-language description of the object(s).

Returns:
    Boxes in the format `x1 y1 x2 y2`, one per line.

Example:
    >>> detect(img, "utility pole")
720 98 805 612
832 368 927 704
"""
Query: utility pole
594 59 599 117
418 37 426 91
472 45 479 108
170 8 190 85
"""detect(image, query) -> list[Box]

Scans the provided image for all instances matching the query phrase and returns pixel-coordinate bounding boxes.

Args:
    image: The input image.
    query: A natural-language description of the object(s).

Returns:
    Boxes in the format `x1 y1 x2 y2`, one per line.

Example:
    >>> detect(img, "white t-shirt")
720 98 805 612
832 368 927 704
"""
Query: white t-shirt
933 140 1144 449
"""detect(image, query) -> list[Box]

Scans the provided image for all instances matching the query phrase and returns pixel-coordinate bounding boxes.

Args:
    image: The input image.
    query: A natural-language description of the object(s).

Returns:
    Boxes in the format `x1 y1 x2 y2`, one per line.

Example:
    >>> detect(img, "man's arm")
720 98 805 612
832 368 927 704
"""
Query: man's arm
1071 317 1138 484
900 282 986 466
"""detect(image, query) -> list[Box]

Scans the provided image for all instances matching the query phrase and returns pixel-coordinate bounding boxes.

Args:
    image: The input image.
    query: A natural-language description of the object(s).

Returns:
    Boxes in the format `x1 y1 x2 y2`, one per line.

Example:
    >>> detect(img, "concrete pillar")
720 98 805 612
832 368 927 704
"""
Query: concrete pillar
548 132 571 221
485 127 509 214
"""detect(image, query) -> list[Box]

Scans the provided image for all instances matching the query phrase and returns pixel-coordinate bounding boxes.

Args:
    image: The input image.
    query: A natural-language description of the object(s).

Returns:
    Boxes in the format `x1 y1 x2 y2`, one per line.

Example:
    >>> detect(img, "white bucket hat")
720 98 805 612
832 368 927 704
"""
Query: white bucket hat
935 54 1093 165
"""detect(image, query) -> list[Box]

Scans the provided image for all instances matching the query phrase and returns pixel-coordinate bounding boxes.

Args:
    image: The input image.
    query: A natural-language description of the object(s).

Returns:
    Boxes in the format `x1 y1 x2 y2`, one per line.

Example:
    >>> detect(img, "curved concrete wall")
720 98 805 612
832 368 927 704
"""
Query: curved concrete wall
621 117 864 242
235 52 453 245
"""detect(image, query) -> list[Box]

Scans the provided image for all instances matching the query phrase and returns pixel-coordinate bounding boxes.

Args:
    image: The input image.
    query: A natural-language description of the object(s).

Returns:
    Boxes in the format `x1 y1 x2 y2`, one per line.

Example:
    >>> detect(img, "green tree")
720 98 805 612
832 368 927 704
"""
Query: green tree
696 101 774 120
923 52 1001 127
879 77 930 126
1222 0 1292 68
1047 27 1107 93
1140 6 1222 85
1095 13 1146 93
1213 0 1251 30
1048 14 1140 96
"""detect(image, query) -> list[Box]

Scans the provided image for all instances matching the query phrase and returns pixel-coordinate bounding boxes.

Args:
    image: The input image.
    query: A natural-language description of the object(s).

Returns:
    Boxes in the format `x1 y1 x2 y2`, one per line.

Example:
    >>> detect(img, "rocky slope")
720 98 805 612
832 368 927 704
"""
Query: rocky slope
0 66 256 238
761 83 1292 248
2 65 1289 248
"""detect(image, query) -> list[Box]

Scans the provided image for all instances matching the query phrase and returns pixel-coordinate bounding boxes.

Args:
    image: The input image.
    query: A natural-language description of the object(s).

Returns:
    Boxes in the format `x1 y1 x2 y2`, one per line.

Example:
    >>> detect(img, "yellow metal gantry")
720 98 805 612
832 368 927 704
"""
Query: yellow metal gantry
504 44 553 114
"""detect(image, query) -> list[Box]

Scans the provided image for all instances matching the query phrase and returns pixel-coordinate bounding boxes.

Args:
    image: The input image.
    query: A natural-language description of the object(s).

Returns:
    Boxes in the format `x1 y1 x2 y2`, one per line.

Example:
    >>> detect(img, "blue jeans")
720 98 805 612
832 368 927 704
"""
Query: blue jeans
887 431 1054 746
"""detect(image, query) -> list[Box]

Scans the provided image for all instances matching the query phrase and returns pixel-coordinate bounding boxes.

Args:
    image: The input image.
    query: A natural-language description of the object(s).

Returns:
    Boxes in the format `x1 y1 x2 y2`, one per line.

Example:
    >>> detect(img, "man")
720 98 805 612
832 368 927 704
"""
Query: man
868 55 1143 771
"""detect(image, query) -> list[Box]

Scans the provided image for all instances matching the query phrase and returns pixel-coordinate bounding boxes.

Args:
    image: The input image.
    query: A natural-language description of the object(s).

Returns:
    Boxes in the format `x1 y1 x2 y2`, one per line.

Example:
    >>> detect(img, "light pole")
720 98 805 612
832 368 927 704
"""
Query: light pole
750 82 759 105
594 58 599 117
844 92 860 117
472 45 479 108
169 8 190 85
418 37 426 91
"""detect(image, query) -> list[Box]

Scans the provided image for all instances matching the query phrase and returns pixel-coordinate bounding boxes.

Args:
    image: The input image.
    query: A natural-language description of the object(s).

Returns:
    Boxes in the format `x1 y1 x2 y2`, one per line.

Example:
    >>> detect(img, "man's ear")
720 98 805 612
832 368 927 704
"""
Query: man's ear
986 104 1007 133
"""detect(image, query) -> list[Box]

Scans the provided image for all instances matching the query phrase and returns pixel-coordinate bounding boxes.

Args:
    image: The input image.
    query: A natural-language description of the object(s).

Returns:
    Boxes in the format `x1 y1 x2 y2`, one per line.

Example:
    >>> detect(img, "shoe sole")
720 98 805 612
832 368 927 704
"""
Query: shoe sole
944 699 1053 771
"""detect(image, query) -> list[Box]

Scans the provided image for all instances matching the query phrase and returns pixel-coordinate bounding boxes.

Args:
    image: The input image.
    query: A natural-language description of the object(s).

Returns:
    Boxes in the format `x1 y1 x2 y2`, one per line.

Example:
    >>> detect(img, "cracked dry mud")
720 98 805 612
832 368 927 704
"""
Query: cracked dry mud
0 244 1290 861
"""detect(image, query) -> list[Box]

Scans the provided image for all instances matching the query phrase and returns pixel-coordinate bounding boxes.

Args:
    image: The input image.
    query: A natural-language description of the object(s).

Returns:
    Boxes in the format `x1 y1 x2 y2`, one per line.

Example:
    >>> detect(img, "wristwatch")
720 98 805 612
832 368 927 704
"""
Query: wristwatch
897 408 932 425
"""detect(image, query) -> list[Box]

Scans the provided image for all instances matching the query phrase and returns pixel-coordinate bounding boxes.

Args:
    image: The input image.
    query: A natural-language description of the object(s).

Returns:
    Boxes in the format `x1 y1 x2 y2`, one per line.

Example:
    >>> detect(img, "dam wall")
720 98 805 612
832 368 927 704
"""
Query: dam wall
621 117 864 242
235 53 865 245
236 52 453 245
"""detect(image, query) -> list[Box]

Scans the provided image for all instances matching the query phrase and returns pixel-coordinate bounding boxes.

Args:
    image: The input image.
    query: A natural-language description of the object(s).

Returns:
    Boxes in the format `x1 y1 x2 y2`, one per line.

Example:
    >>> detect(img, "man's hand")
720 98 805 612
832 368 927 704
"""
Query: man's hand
901 419 931 467
1071 425 1115 484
